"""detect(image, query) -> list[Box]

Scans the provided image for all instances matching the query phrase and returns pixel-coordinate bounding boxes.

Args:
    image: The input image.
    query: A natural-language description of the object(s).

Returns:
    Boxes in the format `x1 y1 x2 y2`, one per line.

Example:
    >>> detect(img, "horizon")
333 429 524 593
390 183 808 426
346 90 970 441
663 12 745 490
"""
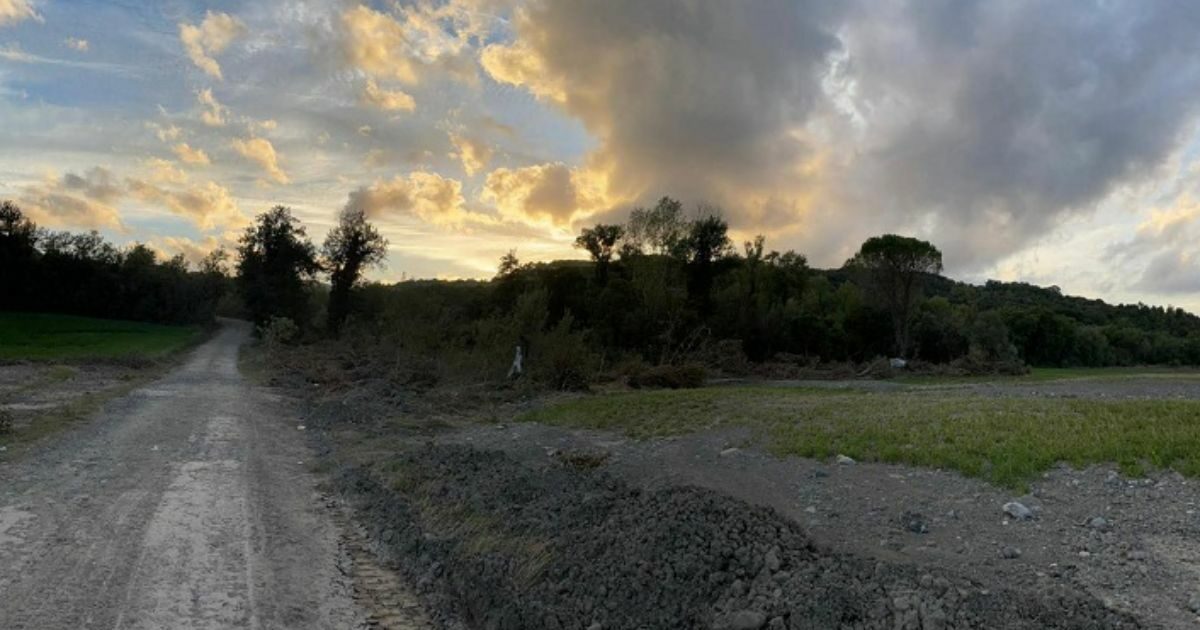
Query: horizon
4 1 1200 311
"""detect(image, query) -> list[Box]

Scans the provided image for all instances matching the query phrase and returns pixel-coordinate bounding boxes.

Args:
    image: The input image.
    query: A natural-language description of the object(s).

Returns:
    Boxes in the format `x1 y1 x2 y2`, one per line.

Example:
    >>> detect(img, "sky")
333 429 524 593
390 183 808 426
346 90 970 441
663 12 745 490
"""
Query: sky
4 1 1200 311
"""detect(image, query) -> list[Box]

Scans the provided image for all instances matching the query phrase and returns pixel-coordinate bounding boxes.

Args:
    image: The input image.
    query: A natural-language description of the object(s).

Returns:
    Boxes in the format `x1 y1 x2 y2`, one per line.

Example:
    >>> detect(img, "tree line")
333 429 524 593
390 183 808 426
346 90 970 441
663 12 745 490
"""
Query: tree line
6 194 1200 379
0 201 225 325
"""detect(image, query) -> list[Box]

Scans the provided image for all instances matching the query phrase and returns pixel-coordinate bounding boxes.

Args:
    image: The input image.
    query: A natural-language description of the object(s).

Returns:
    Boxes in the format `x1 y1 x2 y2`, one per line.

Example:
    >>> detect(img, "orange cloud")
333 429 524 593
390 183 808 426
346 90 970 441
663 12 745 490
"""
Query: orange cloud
178 11 245 80
231 136 288 184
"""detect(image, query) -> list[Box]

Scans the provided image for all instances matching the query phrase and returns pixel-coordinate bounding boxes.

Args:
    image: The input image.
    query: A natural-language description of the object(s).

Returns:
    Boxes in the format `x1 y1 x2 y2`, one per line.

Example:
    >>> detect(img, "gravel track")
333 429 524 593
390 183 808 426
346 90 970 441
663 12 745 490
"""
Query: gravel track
0 320 379 629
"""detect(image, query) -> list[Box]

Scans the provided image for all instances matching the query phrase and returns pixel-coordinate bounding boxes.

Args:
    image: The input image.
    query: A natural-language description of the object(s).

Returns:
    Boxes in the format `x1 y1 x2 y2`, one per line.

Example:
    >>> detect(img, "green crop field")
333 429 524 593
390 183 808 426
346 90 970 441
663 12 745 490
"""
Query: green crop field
0 312 202 361
521 384 1200 490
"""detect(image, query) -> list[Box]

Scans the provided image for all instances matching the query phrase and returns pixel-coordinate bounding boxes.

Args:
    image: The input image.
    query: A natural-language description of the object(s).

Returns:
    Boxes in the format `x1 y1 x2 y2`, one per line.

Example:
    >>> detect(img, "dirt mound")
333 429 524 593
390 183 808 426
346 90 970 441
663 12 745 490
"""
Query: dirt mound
337 444 1140 630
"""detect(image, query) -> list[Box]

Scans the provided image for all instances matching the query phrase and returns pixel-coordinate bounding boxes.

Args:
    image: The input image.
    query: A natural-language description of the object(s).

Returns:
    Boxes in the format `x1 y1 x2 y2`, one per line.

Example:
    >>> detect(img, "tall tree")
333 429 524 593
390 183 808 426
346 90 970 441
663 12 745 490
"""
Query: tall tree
236 206 319 327
322 207 388 334
846 234 943 357
622 196 688 257
682 211 732 316
0 201 38 310
574 223 623 284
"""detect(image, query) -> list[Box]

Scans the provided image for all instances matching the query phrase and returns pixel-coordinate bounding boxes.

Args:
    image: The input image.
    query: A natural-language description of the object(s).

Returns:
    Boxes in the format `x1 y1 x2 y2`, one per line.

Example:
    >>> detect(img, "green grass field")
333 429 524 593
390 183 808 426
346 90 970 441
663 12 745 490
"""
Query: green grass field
521 384 1200 490
0 312 202 360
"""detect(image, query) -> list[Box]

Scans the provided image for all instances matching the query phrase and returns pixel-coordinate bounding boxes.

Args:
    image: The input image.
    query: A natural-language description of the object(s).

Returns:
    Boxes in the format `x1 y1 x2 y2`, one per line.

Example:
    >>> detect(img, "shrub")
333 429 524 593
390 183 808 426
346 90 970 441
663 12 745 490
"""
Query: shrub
628 363 706 389
259 316 299 347
532 313 596 391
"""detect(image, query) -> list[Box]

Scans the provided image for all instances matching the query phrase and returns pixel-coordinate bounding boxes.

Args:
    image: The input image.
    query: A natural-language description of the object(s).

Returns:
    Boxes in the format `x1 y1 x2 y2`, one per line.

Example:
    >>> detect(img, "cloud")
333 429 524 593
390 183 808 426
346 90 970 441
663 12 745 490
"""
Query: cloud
231 136 288 184
173 142 210 166
19 171 124 230
61 167 122 203
482 162 606 226
1106 195 1200 294
479 0 1200 272
340 4 421 84
0 0 39 27
179 10 246 80
143 158 188 184
345 171 474 226
196 88 227 127
153 235 223 266
449 132 492 176
339 1 487 89
360 78 416 112
127 179 246 231
479 0 840 234
147 122 182 143
64 38 89 52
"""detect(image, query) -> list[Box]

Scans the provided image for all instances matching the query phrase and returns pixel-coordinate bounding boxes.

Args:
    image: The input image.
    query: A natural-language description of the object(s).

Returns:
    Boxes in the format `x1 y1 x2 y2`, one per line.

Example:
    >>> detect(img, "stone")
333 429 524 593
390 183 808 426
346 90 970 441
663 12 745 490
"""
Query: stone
764 548 781 572
836 454 856 465
1000 546 1022 559
1087 516 1111 531
1003 501 1034 521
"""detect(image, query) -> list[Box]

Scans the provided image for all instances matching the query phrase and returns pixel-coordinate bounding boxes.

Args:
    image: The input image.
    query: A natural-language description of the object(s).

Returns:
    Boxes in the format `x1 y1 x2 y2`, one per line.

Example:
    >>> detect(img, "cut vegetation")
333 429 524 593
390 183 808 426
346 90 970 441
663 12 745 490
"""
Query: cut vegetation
521 382 1200 489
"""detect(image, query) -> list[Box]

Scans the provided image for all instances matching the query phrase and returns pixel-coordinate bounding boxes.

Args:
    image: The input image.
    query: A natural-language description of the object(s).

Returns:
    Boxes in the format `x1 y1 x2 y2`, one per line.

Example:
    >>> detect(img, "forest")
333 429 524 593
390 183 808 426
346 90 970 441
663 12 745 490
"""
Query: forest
5 196 1200 387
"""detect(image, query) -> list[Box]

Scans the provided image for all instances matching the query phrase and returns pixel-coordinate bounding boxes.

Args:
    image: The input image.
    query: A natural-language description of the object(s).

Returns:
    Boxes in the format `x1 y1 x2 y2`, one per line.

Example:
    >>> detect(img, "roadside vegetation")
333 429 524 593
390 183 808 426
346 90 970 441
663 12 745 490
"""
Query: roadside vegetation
522 385 1200 489
0 313 201 361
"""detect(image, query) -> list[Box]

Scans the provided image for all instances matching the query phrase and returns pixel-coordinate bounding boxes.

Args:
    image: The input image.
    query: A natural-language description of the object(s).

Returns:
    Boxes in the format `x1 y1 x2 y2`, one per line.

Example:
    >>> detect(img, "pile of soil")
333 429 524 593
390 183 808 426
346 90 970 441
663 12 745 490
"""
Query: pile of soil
336 444 1140 630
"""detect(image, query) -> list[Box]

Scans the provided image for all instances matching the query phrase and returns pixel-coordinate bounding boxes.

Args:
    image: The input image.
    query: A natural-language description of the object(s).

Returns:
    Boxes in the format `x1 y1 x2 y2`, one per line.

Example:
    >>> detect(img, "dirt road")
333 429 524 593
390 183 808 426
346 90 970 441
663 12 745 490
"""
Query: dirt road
0 321 364 629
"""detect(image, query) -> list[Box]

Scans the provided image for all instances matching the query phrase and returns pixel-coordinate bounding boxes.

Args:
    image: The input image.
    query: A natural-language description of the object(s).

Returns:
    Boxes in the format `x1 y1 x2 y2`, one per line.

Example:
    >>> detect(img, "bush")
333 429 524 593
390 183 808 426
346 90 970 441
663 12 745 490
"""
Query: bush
532 313 596 391
628 363 706 389
259 316 300 347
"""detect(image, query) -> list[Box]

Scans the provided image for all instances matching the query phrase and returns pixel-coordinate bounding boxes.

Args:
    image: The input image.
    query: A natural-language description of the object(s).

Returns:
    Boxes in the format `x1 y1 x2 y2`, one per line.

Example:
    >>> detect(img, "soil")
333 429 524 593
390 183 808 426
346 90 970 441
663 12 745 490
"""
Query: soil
302 373 1200 629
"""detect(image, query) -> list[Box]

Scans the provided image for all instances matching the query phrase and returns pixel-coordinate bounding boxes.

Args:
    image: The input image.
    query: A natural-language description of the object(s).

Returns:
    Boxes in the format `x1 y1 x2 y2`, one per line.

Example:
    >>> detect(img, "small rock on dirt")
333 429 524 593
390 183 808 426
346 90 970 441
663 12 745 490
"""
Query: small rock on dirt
835 454 856 465
1087 516 1111 531
1003 501 1034 521
1000 546 1022 559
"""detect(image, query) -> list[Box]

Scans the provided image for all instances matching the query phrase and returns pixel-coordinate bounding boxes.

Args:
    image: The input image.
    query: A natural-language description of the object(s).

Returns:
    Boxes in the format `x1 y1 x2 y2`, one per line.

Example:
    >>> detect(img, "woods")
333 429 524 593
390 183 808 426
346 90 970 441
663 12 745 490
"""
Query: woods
7 195 1200 385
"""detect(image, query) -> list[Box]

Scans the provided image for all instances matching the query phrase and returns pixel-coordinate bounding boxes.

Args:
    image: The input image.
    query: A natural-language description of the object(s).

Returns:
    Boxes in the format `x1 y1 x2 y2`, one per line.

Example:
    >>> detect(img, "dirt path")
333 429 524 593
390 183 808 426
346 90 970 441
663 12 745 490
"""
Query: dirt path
0 320 389 629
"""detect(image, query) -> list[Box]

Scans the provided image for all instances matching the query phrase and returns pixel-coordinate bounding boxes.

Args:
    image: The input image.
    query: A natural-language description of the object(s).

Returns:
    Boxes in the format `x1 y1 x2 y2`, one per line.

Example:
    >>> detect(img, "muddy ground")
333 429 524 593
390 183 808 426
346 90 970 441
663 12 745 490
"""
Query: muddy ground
300 373 1200 629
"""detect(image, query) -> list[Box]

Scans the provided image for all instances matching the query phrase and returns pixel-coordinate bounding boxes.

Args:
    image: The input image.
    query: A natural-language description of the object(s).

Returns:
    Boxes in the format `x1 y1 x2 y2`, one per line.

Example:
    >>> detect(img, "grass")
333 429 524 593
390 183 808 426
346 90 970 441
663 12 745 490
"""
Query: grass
896 365 1200 385
520 386 1200 490
0 312 201 361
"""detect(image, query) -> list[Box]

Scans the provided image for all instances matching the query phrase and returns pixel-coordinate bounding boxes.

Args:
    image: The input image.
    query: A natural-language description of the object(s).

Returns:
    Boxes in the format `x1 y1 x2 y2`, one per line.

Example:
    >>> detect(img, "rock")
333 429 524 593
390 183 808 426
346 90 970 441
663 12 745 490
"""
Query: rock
835 454 856 465
900 511 928 534
1087 516 1111 531
1003 501 1034 521
768 617 785 630
1000 546 1022 559
713 610 766 630
720 447 741 457
587 623 602 630
1188 593 1200 614
764 547 781 572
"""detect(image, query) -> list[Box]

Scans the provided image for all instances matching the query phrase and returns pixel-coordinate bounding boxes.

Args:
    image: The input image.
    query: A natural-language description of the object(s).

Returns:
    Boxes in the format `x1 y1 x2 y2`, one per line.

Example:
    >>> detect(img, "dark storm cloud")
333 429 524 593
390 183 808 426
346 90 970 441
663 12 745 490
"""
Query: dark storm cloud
841 1 1200 267
486 0 1200 270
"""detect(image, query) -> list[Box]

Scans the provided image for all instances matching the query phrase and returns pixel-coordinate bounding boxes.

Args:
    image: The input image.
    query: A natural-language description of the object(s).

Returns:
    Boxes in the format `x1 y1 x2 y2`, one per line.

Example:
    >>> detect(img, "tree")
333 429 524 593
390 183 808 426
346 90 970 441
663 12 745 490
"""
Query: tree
622 196 688 257
846 234 943 357
574 223 623 284
497 249 521 278
322 207 388 334
682 210 731 315
0 201 38 309
236 206 319 327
